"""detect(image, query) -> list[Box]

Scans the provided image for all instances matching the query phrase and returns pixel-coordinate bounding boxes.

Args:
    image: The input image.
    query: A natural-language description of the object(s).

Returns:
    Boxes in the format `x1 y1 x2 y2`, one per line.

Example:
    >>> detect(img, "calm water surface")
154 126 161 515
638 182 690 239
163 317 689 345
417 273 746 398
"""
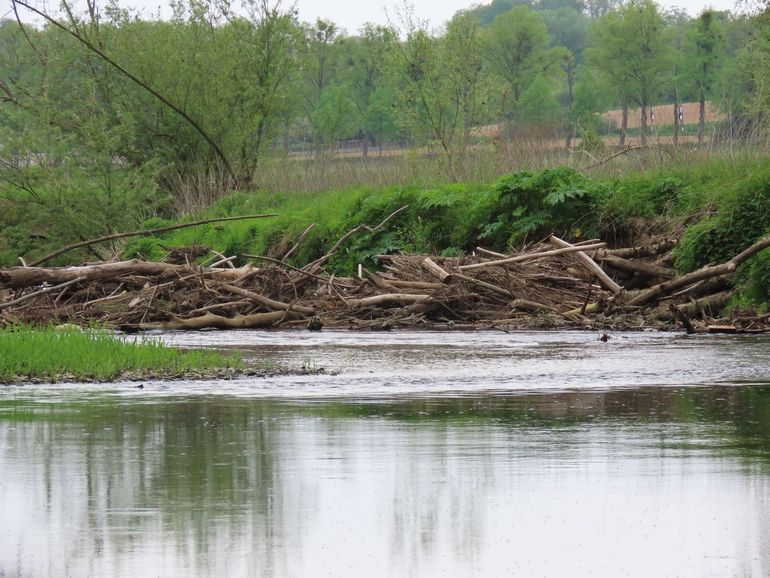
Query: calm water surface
2 330 770 577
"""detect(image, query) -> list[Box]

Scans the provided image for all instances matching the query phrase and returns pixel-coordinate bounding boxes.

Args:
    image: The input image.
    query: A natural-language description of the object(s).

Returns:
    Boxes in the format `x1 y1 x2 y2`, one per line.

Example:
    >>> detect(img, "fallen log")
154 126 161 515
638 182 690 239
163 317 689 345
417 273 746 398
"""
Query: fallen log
363 269 399 292
676 290 734 318
386 280 443 290
219 283 315 316
0 260 258 289
346 294 431 308
452 273 513 299
627 233 770 307
421 257 452 283
601 240 677 259
549 236 623 295
599 254 675 279
458 242 607 271
475 247 507 259
135 310 298 331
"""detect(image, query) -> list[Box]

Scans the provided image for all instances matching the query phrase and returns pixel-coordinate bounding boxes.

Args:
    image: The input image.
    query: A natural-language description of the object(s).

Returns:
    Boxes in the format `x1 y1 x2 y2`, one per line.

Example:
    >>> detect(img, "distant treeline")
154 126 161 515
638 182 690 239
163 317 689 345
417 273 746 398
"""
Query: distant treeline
1 0 770 268
1 0 768 183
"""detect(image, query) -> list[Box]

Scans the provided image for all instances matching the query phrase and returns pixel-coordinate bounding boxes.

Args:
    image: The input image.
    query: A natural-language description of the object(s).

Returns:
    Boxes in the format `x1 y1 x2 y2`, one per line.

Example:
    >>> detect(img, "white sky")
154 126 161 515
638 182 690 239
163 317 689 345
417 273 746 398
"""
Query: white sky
293 0 738 33
2 0 741 31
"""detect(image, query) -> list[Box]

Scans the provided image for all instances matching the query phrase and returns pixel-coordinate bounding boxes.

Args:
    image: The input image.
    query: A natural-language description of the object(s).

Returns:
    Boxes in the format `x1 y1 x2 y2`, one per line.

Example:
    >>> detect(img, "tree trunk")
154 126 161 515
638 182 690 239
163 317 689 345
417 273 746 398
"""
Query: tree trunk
640 105 648 146
619 102 628 147
673 102 680 147
699 92 706 146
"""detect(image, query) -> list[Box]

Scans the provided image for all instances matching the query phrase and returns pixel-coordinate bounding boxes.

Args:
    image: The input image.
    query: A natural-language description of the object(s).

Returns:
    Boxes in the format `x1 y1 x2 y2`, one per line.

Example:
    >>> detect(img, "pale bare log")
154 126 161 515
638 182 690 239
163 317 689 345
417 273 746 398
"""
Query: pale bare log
459 242 607 271
602 240 677 259
421 257 452 283
137 311 297 331
599 254 675 278
346 294 431 308
452 273 513 298
219 284 314 316
386 280 444 290
475 247 507 258
549 236 623 294
0 260 258 289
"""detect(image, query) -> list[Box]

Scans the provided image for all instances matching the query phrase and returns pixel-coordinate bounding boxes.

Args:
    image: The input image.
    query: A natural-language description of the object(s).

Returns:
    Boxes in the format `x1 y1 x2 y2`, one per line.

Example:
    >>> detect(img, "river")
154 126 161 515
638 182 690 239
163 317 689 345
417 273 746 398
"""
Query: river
2 330 770 577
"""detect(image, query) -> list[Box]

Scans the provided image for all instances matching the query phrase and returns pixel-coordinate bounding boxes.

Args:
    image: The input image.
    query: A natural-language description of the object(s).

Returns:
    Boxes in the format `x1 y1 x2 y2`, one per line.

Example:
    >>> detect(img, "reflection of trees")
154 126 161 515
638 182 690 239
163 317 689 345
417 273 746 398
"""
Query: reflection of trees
3 385 770 576
0 397 300 578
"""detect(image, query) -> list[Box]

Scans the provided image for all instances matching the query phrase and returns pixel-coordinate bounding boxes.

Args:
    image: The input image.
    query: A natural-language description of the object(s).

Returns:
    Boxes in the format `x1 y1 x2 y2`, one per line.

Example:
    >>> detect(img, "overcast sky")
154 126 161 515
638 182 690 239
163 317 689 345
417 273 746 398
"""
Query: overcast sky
3 0 740 30
293 0 738 33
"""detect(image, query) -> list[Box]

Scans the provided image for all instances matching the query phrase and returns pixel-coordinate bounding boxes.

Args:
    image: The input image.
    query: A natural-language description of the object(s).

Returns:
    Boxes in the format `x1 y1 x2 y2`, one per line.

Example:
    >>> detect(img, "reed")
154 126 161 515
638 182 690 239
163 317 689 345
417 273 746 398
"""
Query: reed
0 326 244 383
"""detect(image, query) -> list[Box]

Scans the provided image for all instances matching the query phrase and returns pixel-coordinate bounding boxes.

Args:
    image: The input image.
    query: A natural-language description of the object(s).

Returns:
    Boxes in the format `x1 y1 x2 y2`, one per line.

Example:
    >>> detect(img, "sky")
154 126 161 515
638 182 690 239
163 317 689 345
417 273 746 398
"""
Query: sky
292 0 738 33
2 0 741 30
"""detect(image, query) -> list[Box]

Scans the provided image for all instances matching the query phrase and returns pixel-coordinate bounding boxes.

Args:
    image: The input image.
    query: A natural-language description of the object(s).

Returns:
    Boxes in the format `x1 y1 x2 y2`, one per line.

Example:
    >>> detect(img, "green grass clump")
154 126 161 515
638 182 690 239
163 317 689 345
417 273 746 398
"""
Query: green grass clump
0 326 244 383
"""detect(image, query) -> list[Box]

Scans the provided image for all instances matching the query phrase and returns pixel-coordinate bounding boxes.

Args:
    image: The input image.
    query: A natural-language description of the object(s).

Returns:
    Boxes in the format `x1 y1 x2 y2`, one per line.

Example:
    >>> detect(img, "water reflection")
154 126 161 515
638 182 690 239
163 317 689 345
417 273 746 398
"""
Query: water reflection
2 386 770 577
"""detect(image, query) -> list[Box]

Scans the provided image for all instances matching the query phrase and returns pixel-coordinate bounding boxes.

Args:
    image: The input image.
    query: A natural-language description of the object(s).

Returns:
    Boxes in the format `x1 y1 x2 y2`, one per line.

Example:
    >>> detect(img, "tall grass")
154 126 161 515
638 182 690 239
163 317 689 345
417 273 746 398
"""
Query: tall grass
0 326 244 383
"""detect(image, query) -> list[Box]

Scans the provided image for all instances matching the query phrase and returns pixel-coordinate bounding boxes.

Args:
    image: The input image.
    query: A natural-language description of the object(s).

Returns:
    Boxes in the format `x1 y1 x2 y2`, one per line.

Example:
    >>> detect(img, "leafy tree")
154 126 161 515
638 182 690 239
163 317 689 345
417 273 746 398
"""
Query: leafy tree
345 24 397 157
687 10 725 144
588 0 670 146
482 6 558 120
391 13 489 180
518 76 562 124
310 84 360 150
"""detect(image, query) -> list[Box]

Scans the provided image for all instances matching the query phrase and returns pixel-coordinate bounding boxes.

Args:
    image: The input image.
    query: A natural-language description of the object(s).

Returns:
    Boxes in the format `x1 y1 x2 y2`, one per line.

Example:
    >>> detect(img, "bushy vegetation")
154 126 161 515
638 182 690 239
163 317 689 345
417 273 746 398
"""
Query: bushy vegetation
0 326 244 383
2 0 770 313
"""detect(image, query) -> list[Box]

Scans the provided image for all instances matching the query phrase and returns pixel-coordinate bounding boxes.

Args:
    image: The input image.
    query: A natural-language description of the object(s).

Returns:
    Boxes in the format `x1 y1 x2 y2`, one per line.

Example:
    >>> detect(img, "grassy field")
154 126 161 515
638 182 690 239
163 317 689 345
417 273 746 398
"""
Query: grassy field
0 326 245 383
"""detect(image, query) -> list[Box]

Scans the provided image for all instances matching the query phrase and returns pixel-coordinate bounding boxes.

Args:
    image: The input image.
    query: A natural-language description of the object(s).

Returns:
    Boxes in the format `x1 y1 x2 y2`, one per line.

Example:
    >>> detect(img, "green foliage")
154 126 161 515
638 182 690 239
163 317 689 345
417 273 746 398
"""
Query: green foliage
675 168 770 273
485 167 604 246
0 326 243 383
518 76 563 124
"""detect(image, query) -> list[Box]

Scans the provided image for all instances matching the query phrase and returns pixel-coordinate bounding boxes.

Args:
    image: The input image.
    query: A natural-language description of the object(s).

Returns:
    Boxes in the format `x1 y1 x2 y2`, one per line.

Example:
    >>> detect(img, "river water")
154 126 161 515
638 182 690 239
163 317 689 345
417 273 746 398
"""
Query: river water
2 330 770 577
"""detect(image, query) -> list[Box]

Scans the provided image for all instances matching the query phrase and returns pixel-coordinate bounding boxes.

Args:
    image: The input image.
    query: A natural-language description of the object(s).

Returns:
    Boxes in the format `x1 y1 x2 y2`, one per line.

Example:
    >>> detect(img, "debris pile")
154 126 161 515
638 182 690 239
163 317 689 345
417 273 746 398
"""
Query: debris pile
2 220 769 333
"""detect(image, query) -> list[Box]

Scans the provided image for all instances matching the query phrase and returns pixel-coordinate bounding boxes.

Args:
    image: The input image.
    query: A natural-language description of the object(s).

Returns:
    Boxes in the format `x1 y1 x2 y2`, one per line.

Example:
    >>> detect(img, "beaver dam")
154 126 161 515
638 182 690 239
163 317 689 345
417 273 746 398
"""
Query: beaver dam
1 211 770 333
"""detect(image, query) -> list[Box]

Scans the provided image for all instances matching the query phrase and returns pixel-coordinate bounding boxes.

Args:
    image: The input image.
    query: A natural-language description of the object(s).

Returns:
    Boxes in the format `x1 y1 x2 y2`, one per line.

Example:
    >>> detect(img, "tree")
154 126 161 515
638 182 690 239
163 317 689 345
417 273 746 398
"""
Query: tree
482 6 557 120
688 10 724 144
588 0 670 146
541 7 590 146
391 12 489 180
518 76 562 124
345 24 397 157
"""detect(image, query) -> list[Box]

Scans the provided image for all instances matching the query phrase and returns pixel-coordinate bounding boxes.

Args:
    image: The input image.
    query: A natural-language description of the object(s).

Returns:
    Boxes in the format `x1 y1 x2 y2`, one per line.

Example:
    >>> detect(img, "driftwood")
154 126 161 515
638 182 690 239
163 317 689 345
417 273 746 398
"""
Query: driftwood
599 254 675 278
219 283 315 316
135 311 297 331
627 234 770 307
421 257 452 283
459 242 607 271
549 236 622 294
3 223 768 333
0 260 257 289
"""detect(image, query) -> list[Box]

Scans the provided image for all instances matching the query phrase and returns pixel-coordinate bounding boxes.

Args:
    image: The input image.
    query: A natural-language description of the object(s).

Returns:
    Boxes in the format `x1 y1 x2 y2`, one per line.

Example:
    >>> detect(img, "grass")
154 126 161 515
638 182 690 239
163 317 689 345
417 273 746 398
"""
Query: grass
0 326 245 383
